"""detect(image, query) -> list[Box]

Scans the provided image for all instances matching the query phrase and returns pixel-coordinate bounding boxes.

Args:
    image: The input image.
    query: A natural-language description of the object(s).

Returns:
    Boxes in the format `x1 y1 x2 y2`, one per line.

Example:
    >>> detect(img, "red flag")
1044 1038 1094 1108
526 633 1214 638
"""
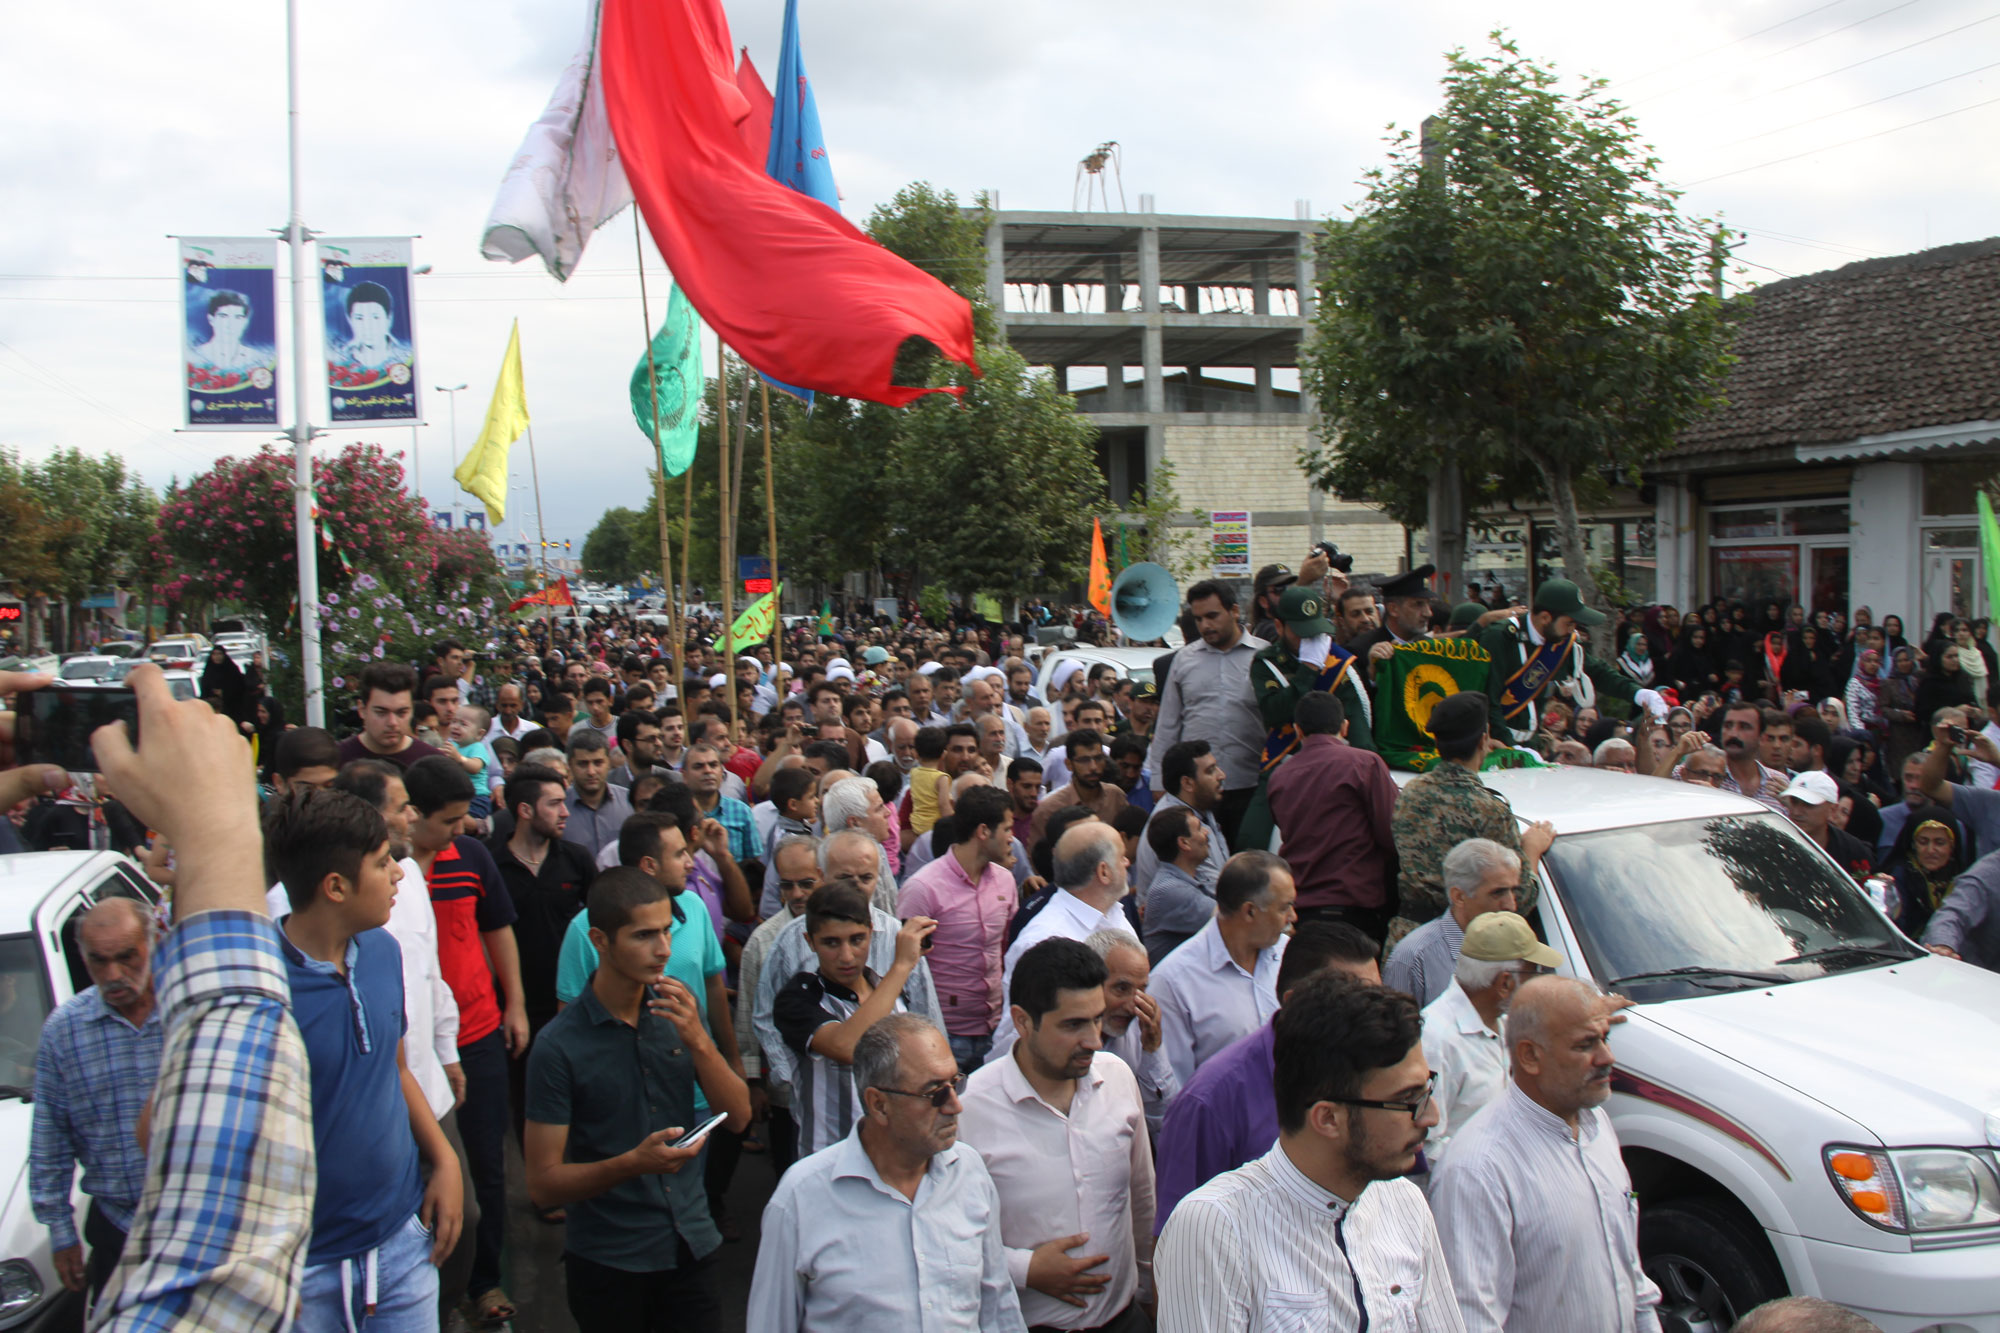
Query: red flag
735 49 774 164
600 0 977 408
507 576 577 613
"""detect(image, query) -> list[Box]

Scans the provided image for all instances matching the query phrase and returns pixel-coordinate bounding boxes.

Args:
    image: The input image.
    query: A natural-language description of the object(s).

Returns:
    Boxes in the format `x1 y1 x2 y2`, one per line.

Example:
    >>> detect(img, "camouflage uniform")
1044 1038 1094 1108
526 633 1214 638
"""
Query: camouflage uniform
1388 759 1538 945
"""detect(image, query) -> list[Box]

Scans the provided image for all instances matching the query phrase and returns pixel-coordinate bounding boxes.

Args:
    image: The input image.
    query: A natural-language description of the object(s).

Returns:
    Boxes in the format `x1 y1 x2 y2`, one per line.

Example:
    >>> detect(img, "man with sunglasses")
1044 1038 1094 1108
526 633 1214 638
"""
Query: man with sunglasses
1157 971 1462 1331
1431 975 1662 1332
749 1013 1027 1331
1417 912 1559 1174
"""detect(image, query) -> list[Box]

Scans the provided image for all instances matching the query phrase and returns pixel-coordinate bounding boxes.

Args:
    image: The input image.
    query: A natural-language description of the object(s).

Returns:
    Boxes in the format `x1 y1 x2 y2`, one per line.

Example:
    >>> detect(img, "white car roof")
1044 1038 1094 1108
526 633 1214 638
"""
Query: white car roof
0 851 118 934
1391 763 1770 836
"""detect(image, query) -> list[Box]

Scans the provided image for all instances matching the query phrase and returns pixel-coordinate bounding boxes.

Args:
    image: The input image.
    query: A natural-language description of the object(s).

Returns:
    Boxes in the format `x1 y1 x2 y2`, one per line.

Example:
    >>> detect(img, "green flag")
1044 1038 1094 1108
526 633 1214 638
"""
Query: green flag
1979 492 2000 620
1372 638 1493 771
816 598 834 638
731 583 783 642
629 283 701 479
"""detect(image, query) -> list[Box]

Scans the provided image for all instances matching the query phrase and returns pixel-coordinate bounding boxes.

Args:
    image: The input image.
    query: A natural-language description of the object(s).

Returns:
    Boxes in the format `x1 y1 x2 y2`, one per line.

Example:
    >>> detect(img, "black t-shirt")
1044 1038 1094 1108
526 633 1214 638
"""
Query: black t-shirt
488 836 596 1030
335 735 443 772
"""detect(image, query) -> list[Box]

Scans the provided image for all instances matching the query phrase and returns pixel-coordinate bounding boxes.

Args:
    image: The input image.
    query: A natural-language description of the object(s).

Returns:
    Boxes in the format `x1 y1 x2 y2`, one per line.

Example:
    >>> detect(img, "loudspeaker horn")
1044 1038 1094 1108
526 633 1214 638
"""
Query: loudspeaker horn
1110 562 1180 644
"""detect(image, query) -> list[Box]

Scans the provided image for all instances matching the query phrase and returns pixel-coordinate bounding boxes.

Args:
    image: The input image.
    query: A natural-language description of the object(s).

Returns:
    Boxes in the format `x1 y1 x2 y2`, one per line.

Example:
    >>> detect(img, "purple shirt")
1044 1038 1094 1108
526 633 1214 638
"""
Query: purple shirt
897 847 1017 1039
1153 1020 1277 1234
1266 734 1398 911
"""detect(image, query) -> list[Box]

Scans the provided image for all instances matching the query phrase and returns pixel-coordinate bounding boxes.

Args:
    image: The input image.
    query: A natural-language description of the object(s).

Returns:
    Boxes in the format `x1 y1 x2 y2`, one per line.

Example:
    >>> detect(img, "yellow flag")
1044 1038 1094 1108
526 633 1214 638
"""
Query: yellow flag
454 320 529 521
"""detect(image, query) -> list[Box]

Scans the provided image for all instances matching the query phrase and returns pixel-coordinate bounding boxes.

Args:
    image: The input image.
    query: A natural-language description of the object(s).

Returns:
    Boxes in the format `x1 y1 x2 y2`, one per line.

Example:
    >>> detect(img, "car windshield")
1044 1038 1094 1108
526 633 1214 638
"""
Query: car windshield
1542 812 1922 1001
60 661 112 680
0 935 51 1093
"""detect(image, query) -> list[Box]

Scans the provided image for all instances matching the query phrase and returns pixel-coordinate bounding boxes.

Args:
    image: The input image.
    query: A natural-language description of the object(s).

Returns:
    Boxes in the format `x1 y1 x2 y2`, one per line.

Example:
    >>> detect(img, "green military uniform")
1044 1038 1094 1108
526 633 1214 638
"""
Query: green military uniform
1236 587 1375 852
1476 579 1641 742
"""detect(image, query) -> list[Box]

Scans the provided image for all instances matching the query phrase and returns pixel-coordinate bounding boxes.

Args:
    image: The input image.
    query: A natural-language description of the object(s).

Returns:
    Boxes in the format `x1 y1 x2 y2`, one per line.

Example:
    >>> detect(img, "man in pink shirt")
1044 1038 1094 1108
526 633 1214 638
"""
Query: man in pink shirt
896 785 1019 1072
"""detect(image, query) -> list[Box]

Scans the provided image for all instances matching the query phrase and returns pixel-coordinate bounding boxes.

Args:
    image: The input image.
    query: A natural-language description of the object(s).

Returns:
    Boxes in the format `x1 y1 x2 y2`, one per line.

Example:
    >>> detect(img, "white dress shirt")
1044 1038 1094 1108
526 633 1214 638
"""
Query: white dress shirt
266 859 459 1119
1157 1141 1465 1333
1417 982 1506 1174
747 1125 1028 1333
1151 920 1287 1091
958 1050 1155 1328
1430 1083 1663 1333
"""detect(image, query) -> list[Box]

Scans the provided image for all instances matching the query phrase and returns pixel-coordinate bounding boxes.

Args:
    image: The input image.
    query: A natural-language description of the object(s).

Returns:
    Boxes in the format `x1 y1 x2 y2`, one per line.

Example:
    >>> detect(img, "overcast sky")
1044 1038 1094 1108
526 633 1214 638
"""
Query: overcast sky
5 0 1997 553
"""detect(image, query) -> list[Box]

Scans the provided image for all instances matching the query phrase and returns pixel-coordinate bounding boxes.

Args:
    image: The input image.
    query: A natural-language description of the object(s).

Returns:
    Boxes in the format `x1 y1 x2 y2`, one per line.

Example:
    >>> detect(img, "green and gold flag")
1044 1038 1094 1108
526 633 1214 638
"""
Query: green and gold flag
1373 638 1492 771
730 584 783 642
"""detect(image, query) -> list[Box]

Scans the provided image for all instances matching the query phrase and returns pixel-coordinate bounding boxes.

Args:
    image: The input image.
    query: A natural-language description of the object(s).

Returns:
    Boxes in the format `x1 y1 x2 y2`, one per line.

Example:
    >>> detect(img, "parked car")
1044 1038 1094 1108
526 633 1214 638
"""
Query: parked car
210 632 263 663
54 658 121 685
1032 646 1168 699
0 851 161 1332
144 636 209 669
1378 765 2000 1331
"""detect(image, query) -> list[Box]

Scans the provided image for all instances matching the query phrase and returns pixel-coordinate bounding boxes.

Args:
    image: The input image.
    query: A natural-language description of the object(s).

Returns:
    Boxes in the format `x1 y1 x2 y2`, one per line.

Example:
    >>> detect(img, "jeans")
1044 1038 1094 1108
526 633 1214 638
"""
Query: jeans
433 1109 478 1318
563 1240 719 1333
455 1029 510 1299
947 1032 993 1073
294 1213 440 1333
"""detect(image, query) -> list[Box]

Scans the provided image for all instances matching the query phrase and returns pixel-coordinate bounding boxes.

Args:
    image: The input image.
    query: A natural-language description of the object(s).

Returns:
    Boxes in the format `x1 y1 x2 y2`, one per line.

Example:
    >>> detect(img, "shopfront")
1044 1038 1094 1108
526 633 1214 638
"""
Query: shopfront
1705 499 1850 617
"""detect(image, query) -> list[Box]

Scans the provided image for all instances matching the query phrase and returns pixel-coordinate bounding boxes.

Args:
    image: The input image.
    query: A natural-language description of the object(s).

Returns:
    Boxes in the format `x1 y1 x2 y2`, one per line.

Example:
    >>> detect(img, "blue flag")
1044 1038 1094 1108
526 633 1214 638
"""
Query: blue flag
762 0 839 407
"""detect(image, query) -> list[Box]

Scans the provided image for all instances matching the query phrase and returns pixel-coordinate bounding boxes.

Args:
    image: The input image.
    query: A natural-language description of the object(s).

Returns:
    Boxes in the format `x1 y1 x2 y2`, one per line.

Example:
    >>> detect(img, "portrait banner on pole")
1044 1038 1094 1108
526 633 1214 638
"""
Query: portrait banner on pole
179 237 279 430
320 237 420 425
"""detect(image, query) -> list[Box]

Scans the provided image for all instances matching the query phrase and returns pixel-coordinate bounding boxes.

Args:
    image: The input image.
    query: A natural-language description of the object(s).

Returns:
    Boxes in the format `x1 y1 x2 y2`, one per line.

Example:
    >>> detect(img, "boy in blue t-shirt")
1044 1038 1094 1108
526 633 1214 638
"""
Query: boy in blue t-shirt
265 787 463 1332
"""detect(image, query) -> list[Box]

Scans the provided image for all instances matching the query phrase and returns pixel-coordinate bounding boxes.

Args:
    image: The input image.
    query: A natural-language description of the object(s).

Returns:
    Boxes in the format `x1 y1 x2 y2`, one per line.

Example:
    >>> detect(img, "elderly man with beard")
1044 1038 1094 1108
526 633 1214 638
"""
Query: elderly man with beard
1431 976 1662 1333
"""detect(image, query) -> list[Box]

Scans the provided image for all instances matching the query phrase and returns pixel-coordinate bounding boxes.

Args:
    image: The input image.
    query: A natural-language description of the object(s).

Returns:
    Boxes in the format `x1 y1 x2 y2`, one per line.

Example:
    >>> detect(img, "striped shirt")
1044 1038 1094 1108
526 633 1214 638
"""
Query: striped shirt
751 910 946 1090
1382 914 1466 1009
1719 760 1788 813
1156 1142 1465 1333
774 969 905 1157
697 793 763 864
30 987 164 1251
99 911 316 1333
1429 1083 1663 1333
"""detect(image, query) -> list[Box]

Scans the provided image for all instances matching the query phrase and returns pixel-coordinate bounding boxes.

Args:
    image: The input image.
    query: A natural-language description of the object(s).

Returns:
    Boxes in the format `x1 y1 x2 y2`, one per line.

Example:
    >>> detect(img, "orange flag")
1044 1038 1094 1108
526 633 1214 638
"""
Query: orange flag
1088 518 1112 616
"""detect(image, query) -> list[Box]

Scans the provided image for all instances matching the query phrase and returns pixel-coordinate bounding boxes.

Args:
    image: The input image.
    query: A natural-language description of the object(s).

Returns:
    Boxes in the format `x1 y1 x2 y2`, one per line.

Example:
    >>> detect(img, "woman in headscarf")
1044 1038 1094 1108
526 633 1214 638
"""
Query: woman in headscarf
1882 805 1967 939
198 646 248 724
1879 646 1927 775
1953 620 1993 708
1914 643 1977 729
1880 614 1911 659
1833 779 1884 852
246 694 285 779
1665 623 1720 698
1844 647 1884 734
1617 631 1655 687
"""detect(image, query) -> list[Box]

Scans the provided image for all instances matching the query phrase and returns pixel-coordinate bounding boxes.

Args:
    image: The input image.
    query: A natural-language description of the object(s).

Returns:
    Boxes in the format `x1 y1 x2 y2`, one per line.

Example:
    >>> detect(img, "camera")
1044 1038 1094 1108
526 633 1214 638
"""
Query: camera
1313 541 1355 575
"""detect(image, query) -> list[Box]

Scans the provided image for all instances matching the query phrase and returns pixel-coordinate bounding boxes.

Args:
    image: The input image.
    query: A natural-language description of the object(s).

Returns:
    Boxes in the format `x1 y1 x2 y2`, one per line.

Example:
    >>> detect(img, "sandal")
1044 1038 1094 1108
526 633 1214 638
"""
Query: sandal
472 1287 518 1326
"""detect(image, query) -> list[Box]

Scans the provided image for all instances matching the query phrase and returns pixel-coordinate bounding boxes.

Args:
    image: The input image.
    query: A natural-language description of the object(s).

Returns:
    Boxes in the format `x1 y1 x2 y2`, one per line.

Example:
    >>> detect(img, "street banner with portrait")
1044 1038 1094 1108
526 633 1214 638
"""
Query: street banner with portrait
179 237 279 429
319 237 420 424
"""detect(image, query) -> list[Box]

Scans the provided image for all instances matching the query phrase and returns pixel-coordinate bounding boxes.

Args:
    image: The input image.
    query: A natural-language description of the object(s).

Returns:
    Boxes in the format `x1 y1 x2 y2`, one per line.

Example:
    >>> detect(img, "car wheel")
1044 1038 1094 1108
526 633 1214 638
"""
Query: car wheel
1639 1197 1786 1333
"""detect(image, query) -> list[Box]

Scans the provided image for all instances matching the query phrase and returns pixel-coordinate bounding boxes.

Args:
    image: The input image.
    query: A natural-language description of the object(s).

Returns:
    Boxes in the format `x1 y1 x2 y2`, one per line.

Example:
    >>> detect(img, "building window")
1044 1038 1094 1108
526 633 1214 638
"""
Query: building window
1922 460 2000 518
1706 500 1850 613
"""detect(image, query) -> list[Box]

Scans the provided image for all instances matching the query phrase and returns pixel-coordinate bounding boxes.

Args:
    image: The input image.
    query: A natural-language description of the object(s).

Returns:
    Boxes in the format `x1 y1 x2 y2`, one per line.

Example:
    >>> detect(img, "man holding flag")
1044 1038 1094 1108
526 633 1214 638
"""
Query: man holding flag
1477 579 1666 743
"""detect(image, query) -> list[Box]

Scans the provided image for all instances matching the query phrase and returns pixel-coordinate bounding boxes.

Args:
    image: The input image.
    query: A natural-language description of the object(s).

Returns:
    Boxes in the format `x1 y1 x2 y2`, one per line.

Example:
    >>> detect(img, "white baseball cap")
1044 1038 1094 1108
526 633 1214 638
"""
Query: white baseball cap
1780 770 1839 806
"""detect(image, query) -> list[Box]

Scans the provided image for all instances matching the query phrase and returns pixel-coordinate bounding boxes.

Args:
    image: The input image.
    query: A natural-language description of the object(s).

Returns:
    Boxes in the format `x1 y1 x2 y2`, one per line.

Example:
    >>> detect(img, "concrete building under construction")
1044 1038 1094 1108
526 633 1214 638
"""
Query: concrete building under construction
982 196 1405 587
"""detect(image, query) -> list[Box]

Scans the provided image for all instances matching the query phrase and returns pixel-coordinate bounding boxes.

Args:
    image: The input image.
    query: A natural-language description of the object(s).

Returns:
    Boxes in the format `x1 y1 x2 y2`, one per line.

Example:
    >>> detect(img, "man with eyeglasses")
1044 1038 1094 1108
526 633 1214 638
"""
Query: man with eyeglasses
1431 975 1663 1332
1675 743 1729 788
734 835 821 1175
1385 837 1543 1008
1157 971 1462 1331
1418 912 1560 1174
749 1013 1028 1331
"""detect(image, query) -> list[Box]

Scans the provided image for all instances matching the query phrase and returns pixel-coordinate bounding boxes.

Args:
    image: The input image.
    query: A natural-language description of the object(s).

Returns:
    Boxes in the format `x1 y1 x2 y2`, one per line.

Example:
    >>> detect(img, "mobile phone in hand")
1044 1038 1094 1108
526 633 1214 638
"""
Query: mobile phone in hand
14 688 138 773
1949 725 1970 746
669 1111 728 1151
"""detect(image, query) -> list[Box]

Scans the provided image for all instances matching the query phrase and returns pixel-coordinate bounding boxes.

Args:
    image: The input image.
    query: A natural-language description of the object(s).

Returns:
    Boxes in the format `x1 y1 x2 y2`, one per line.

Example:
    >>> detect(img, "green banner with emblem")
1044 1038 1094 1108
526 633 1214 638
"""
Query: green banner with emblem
1373 638 1492 771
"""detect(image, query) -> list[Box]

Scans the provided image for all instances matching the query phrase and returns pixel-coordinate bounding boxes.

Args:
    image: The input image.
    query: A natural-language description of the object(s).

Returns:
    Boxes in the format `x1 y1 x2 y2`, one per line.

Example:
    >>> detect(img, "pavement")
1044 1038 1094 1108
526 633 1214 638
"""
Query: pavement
499 1129 776 1333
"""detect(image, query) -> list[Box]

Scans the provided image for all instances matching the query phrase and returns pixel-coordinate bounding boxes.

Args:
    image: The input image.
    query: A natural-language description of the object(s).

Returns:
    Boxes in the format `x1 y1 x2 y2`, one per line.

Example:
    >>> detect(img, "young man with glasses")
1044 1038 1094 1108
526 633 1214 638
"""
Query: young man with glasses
749 1014 1026 1331
1157 971 1461 1331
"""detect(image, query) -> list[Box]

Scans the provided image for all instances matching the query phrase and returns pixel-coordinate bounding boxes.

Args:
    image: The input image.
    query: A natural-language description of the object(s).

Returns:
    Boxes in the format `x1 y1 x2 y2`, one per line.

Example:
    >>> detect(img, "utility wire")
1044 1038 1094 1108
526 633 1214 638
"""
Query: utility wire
1685 89 2000 184
1632 0 1933 106
1612 0 1857 88
1710 57 2000 149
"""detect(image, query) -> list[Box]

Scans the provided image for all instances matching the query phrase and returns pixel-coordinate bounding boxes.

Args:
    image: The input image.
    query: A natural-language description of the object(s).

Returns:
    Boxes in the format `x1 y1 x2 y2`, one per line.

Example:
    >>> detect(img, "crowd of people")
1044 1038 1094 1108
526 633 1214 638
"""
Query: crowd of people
8 553 1983 1333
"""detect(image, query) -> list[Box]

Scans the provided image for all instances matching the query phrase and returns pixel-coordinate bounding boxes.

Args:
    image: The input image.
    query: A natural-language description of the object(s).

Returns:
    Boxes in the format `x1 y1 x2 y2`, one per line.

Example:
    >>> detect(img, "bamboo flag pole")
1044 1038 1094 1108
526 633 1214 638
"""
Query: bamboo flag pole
526 420 552 634
716 343 738 744
633 214 681 678
761 382 780 675
680 466 692 662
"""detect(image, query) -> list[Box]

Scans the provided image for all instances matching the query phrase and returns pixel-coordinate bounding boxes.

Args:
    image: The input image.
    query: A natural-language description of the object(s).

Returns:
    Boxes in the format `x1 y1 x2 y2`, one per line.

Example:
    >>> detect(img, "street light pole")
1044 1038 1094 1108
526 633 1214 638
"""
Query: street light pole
284 0 325 728
434 382 468 524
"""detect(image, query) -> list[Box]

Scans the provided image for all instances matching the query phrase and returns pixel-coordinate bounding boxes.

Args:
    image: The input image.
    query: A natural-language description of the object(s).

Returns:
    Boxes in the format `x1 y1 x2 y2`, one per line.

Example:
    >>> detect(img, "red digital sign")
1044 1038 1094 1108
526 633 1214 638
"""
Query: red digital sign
0 605 20 623
743 578 773 596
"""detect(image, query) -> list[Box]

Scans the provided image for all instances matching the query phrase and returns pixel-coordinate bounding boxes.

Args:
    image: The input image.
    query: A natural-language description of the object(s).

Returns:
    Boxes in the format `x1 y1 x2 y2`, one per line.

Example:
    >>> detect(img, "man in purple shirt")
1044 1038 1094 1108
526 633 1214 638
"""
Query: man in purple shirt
1153 922 1381 1232
895 785 1018 1073
1265 690 1400 944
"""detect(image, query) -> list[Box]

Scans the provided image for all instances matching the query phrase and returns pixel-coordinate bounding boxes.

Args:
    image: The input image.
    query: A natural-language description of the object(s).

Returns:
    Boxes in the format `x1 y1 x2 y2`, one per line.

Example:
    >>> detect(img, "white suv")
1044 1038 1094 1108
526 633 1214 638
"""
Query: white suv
1462 766 2000 1332
0 851 160 1331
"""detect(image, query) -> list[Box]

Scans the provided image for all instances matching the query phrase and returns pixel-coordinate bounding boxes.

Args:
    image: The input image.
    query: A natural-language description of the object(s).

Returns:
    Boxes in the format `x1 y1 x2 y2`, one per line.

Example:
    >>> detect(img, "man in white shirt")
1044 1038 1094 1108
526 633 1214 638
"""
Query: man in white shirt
991 823 1179 1117
485 682 533 744
958 940 1154 1331
1417 911 1558 1173
1430 975 1663 1333
1156 971 1463 1332
1385 836 1545 1008
749 1014 1027 1331
1152 851 1295 1091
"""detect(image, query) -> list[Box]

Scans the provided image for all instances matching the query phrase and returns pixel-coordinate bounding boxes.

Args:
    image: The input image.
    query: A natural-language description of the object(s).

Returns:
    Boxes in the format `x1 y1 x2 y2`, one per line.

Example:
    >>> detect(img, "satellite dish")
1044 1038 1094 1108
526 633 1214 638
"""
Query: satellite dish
1110 562 1180 643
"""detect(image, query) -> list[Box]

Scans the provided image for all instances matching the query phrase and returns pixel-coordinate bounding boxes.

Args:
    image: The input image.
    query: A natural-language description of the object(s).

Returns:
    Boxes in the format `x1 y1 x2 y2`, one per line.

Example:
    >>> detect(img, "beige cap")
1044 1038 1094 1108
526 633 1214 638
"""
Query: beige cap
1460 911 1564 969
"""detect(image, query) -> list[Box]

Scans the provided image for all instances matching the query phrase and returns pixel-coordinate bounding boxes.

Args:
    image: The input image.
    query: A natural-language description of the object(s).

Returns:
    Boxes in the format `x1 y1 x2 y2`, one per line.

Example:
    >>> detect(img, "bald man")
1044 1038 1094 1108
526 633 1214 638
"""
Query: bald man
32 899 164 1301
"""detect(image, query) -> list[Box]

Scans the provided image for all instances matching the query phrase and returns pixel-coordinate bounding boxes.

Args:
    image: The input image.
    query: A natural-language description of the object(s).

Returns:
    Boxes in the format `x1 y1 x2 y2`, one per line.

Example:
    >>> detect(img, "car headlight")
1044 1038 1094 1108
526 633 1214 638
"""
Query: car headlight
0 1260 41 1318
1825 1145 2000 1232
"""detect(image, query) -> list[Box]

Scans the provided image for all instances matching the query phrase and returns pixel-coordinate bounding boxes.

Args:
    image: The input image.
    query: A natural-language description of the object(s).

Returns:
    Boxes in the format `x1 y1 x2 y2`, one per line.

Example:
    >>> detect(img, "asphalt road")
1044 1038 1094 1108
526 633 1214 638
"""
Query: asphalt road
501 1130 775 1333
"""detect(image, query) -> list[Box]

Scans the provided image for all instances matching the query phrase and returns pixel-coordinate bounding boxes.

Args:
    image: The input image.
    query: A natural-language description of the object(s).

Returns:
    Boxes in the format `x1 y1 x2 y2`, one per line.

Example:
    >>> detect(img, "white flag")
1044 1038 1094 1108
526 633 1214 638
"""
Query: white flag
479 0 630 282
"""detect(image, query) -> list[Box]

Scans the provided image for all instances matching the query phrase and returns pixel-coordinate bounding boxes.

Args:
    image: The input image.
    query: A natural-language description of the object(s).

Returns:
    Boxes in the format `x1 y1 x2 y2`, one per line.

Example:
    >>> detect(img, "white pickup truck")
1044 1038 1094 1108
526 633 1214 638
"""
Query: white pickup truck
1460 766 2000 1332
0 851 160 1331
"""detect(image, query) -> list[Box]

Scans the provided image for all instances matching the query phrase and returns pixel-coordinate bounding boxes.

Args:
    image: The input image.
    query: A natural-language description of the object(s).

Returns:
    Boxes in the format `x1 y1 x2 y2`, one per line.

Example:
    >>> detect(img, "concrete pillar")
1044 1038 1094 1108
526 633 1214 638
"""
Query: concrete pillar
1049 282 1065 314
1106 356 1125 412
1293 226 1317 319
1254 357 1274 412
1139 221 1164 483
985 200 1007 342
1106 433 1130 507
1251 259 1270 316
1850 461 1921 622
1052 364 1068 394
1104 255 1122 313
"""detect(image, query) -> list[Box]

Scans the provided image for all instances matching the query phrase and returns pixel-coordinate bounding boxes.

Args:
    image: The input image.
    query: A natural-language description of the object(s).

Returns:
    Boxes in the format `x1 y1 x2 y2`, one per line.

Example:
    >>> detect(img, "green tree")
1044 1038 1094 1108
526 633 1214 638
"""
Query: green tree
1300 36 1736 605
1122 458 1204 581
15 448 158 650
581 506 647 583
